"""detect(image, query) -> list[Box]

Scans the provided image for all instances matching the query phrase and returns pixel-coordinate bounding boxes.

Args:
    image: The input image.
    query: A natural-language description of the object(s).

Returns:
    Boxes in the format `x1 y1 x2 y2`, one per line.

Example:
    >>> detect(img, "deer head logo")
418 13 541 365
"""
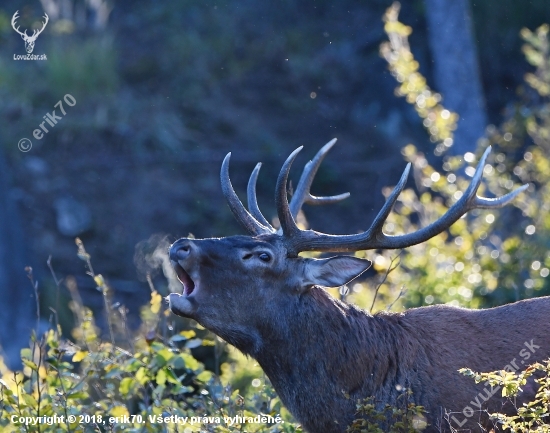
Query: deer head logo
11 11 49 54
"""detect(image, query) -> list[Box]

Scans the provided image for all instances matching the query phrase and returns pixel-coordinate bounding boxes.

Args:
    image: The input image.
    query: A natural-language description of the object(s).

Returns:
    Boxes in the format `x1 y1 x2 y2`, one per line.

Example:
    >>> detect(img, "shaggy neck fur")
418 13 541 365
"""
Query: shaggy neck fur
249 287 421 433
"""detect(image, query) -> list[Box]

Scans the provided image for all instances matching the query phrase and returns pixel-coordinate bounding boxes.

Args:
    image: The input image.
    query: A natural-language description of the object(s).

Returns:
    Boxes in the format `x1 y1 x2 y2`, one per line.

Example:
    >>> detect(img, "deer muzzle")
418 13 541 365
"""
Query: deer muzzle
167 239 200 316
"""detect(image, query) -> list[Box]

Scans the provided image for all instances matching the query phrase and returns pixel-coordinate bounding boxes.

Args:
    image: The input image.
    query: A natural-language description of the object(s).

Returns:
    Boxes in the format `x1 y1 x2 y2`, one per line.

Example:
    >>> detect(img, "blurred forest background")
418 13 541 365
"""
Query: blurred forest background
0 0 549 384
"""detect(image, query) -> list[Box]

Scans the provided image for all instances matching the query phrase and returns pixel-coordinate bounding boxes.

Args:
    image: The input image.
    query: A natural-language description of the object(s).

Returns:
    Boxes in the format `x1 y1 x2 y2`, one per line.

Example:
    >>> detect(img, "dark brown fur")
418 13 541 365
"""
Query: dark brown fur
168 235 550 433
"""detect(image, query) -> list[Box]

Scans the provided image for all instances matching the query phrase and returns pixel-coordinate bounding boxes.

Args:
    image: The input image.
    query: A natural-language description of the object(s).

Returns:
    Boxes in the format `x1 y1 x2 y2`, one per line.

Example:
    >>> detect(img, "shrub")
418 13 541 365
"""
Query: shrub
0 239 300 432
460 360 550 432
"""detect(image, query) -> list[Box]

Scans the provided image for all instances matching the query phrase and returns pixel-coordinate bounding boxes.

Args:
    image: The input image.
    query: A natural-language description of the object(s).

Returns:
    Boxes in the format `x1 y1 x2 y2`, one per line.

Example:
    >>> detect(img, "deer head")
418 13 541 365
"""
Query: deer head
167 140 526 352
11 11 49 54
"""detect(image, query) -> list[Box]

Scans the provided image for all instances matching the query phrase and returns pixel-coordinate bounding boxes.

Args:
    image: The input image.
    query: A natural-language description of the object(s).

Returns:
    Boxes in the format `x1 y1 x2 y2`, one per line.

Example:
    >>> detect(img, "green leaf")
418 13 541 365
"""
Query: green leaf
22 393 37 408
20 348 32 360
66 391 88 400
153 348 174 367
104 367 123 379
123 358 142 372
181 353 200 371
173 385 194 394
119 377 134 396
22 359 38 371
165 369 180 385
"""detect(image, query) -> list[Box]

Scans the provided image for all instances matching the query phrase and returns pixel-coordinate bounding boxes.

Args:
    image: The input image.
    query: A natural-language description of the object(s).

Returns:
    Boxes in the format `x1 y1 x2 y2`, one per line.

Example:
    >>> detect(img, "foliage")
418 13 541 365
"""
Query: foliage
460 360 550 432
353 6 550 313
0 240 300 432
346 391 426 433
380 3 458 155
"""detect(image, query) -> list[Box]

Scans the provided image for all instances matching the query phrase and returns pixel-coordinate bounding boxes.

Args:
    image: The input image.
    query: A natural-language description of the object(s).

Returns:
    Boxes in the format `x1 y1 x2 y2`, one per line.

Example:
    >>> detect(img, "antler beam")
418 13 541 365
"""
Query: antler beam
279 145 527 256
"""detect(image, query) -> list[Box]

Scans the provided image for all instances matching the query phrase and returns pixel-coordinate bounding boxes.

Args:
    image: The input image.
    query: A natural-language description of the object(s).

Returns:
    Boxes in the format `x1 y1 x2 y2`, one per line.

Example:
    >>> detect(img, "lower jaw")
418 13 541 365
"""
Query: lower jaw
167 293 198 317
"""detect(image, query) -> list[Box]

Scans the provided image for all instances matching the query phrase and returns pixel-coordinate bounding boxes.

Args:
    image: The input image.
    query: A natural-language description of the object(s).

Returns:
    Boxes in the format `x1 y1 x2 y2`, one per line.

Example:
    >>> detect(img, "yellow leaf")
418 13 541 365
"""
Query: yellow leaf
94 275 105 287
110 405 129 417
150 290 162 314
196 371 212 382
72 351 88 362
180 330 196 339
119 377 134 396
156 369 166 385
135 367 148 385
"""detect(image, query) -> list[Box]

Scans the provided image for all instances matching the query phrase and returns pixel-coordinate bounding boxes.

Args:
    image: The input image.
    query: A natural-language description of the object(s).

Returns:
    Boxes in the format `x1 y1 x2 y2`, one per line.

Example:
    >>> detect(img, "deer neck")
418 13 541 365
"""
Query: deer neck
251 287 408 429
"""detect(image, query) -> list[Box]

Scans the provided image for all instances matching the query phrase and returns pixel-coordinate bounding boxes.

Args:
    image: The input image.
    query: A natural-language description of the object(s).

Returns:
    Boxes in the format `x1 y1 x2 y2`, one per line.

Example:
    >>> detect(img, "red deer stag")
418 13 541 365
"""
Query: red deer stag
167 140 550 433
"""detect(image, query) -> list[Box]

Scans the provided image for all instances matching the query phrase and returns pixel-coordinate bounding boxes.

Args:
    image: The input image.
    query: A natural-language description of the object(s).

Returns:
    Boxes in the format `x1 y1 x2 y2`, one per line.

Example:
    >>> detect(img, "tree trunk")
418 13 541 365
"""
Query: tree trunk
424 0 488 155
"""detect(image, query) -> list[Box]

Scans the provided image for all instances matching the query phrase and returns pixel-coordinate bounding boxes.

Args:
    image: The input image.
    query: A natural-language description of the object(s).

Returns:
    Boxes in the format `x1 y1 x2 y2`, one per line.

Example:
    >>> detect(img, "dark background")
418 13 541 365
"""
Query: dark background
0 0 549 368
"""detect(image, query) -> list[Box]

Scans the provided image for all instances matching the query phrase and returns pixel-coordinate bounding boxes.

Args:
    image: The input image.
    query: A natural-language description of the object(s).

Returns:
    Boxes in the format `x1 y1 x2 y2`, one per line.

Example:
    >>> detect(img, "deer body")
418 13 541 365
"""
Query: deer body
167 142 549 432
258 293 550 433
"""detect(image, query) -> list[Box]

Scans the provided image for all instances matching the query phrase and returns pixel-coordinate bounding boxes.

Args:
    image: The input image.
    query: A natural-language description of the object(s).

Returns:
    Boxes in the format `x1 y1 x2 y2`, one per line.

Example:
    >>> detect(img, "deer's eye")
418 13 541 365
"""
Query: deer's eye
258 252 271 262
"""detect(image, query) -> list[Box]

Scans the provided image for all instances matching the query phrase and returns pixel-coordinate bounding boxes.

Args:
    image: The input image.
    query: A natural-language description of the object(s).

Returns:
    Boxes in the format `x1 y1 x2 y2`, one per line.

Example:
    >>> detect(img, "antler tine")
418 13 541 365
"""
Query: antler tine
247 163 276 231
459 145 528 209
276 147 303 237
473 184 528 208
367 163 411 236
282 146 527 255
461 145 491 203
220 153 270 236
365 145 527 248
289 138 350 219
453 145 527 209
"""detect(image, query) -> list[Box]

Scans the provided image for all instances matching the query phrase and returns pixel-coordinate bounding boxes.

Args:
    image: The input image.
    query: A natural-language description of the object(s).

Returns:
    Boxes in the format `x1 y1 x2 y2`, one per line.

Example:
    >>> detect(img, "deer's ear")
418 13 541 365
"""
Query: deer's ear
302 256 371 289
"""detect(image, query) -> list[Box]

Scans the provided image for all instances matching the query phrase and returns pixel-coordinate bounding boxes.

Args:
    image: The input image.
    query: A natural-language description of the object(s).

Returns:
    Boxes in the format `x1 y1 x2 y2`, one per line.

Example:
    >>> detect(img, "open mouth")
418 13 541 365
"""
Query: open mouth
172 261 196 296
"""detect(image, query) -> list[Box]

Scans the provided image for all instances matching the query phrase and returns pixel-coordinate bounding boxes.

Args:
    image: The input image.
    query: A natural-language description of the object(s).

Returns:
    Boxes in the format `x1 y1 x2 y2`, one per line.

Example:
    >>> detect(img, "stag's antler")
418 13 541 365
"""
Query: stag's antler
221 140 350 235
222 142 527 256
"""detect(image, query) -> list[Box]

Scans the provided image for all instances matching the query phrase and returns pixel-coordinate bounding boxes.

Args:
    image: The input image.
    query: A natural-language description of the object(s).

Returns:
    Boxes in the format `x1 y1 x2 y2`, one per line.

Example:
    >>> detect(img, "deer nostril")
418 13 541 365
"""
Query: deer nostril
176 248 189 260
169 242 192 262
